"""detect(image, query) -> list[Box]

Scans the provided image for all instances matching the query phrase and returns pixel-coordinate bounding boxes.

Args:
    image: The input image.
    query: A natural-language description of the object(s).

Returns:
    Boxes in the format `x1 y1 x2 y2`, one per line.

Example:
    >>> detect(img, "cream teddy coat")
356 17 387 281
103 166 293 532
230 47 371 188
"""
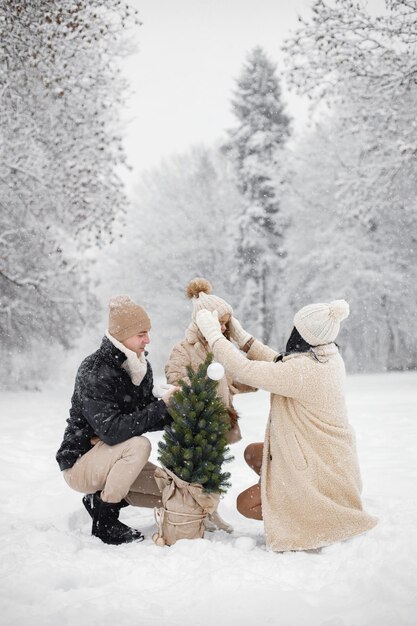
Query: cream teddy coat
165 323 255 443
209 336 378 551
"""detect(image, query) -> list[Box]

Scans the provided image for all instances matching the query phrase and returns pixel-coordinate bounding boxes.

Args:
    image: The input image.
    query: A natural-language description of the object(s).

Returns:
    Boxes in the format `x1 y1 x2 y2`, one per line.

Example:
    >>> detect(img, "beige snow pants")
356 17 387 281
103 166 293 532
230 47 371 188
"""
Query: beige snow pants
63 435 162 507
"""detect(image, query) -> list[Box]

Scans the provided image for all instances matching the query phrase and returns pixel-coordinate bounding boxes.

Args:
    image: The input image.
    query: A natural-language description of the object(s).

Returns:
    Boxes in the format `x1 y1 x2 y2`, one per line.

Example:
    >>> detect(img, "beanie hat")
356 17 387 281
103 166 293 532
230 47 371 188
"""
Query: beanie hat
108 295 151 342
293 299 350 347
186 278 233 321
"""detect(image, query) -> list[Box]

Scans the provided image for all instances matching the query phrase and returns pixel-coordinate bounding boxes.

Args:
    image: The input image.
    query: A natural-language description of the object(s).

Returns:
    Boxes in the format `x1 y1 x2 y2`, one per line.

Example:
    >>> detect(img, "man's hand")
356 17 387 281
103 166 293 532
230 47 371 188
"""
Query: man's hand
196 309 223 348
228 316 252 349
153 383 176 399
161 385 179 406
90 435 101 446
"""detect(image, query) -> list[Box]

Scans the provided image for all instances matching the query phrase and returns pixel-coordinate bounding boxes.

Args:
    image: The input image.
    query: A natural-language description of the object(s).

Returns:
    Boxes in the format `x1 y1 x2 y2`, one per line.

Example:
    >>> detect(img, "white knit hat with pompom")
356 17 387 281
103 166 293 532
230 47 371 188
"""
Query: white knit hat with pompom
186 278 233 321
293 300 350 347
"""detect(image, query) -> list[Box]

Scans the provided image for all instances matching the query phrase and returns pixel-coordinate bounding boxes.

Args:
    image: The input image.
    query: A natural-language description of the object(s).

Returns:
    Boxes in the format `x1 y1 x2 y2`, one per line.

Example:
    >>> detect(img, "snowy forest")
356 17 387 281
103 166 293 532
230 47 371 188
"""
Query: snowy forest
1 0 416 387
1 3 417 625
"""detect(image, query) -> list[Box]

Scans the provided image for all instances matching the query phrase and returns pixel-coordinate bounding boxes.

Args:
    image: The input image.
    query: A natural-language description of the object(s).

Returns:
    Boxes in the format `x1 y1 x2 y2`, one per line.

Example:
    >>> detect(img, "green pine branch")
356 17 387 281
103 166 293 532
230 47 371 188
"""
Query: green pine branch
158 353 233 493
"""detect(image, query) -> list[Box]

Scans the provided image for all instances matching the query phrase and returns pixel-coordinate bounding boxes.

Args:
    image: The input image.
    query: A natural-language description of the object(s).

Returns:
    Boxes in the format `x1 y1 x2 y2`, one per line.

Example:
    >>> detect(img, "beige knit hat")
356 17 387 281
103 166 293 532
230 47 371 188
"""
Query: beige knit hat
187 278 233 321
108 295 151 342
293 300 350 347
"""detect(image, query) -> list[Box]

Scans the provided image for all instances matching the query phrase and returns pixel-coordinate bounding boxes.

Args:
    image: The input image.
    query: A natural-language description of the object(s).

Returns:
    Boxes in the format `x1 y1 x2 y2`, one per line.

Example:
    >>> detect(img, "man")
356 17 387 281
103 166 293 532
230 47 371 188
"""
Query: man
56 295 176 545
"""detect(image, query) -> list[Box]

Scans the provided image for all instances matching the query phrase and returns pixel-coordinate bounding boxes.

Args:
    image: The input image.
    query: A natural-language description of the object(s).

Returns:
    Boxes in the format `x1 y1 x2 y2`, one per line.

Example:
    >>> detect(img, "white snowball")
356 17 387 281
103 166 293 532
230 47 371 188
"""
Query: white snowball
207 362 225 380
234 536 256 551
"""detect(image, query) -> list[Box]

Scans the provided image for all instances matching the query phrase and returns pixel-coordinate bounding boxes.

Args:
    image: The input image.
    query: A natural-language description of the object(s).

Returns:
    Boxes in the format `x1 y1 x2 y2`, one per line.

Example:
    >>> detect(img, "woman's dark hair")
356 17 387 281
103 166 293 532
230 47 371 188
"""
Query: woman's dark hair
274 327 315 362
285 326 311 353
274 326 340 363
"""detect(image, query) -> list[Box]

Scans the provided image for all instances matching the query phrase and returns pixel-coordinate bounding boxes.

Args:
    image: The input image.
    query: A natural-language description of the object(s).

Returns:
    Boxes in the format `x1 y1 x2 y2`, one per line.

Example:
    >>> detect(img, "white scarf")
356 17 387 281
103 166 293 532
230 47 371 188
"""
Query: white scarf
105 330 148 386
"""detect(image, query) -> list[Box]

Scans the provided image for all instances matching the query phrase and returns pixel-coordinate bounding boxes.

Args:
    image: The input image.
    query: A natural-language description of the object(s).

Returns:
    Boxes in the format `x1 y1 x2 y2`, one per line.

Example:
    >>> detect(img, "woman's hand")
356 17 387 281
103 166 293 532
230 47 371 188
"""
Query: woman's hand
228 316 252 349
196 310 223 348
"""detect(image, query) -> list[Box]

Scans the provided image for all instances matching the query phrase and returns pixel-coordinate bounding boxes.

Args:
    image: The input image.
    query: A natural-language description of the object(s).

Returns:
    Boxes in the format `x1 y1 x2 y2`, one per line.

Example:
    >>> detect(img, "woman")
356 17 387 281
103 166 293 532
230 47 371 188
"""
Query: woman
196 300 378 552
165 277 256 532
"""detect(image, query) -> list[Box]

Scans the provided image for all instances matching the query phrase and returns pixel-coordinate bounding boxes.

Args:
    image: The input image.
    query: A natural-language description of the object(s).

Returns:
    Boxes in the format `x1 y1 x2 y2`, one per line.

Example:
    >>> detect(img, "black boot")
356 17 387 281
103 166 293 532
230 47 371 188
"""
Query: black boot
89 492 144 545
82 492 128 519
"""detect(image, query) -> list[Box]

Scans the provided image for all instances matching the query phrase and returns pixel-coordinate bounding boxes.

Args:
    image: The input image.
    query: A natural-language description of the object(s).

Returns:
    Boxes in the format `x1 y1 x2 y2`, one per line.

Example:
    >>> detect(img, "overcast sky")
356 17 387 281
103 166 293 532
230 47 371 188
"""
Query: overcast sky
122 0 384 185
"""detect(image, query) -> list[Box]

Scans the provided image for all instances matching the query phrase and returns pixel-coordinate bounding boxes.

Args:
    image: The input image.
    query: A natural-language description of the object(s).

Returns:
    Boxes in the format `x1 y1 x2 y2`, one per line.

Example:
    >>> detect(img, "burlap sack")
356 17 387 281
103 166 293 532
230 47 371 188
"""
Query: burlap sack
152 467 219 546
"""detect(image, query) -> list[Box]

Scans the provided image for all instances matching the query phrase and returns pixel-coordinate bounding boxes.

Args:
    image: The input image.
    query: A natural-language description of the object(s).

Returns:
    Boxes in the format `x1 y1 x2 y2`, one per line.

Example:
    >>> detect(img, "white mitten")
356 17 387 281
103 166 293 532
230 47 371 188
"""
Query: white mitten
229 316 252 349
152 383 176 399
196 310 223 348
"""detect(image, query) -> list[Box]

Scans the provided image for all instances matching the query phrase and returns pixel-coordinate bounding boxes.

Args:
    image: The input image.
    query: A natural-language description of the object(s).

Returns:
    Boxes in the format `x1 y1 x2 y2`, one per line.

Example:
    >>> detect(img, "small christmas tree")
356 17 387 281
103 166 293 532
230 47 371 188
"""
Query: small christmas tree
158 353 233 493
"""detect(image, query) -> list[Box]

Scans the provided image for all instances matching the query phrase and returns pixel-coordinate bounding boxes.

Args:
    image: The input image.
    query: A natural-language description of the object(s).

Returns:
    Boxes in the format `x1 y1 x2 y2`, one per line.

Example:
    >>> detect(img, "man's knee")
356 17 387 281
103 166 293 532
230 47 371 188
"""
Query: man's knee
128 435 152 459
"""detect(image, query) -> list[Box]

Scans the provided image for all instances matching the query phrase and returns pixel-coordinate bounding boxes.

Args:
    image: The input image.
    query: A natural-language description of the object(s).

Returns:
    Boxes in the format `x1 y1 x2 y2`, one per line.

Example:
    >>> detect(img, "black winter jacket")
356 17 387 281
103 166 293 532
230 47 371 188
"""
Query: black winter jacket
56 336 170 471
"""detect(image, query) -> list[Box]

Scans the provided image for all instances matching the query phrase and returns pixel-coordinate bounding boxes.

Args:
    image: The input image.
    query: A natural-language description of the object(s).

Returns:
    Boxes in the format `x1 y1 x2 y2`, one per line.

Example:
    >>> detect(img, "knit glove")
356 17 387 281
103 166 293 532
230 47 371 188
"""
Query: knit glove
228 316 252 349
196 309 223 348
152 383 176 399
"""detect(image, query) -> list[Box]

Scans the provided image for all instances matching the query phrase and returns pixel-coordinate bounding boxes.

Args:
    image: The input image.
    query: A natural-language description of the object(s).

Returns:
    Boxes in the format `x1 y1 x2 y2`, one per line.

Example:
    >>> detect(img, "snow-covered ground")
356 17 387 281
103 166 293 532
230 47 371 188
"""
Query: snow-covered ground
1 371 416 626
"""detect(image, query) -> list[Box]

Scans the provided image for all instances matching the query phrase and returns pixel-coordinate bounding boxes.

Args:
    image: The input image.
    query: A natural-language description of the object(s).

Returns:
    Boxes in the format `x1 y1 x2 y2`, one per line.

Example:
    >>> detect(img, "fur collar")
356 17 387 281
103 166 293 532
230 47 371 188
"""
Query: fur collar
313 343 339 357
105 330 148 386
